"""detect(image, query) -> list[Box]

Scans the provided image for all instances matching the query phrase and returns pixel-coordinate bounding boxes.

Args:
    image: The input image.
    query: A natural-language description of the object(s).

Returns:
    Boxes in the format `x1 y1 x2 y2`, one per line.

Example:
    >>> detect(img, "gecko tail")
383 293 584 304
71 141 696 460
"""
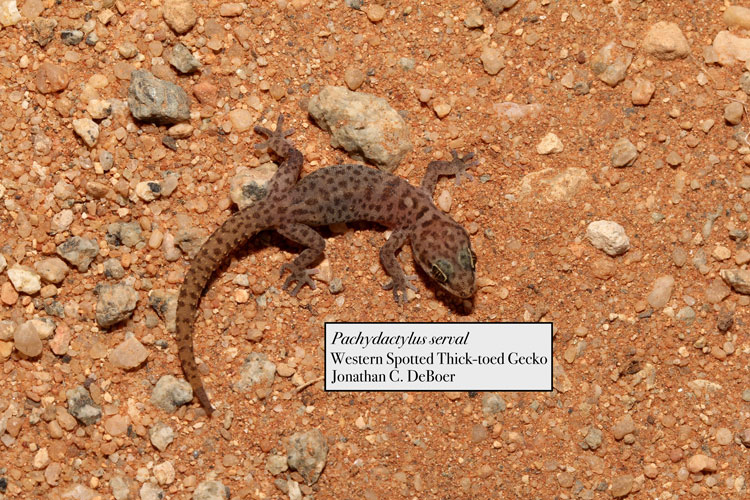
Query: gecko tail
176 202 278 417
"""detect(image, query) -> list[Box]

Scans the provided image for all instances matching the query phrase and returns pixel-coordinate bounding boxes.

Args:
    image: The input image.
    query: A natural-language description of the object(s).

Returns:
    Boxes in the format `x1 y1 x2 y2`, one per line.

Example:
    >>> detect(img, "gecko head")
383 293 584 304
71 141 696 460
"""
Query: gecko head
411 216 477 299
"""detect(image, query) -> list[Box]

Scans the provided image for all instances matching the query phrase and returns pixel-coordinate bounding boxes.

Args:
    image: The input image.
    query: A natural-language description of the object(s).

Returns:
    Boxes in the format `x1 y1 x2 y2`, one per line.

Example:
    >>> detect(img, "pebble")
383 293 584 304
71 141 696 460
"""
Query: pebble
71 118 99 147
437 189 452 212
464 8 483 28
647 275 674 309
676 306 695 323
631 78 655 106
741 73 750 95
741 429 750 447
106 222 143 248
109 334 149 369
0 0 21 26
480 46 504 75
705 277 731 303
483 0 518 16
149 421 175 451
0 253 5 273
582 427 602 450
219 3 243 16
433 102 452 118
29 17 57 47
140 482 165 500
365 4 385 22
266 454 289 475
56 236 100 272
720 268 750 294
103 258 126 279
482 393 507 414
87 99 112 120
228 108 253 133
117 41 138 59
193 80 218 106
724 102 744 125
192 480 230 500
7 265 41 294
343 67 365 90
417 89 434 103
715 427 733 446
717 310 734 331
308 86 413 171
672 247 687 267
642 21 690 60
590 41 631 87
135 181 163 202
287 429 329 485
611 138 638 167
49 324 71 355
712 245 731 261
61 29 83 46
236 352 276 391
586 220 630 256
104 414 129 437
686 454 717 474
66 386 102 426
666 151 682 167
13 320 43 357
153 461 175 485
724 5 750 29
536 132 563 154
99 150 114 171
168 123 194 138
162 0 197 34
612 415 635 440
713 30 750 65
610 474 633 498
591 257 616 279
151 375 193 412
36 62 69 94
128 70 191 125
95 283 138 328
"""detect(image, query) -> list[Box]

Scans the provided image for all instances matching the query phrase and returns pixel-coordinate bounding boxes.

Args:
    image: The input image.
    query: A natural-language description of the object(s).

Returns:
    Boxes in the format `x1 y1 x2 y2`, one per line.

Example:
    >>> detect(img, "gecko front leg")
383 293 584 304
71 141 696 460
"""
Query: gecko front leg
380 228 418 303
254 114 304 199
276 223 325 296
420 150 477 195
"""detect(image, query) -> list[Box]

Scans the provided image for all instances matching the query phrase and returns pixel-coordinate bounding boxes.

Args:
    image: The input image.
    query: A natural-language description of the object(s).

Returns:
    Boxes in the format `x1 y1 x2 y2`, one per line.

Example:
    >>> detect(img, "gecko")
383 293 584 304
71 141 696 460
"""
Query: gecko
176 114 478 414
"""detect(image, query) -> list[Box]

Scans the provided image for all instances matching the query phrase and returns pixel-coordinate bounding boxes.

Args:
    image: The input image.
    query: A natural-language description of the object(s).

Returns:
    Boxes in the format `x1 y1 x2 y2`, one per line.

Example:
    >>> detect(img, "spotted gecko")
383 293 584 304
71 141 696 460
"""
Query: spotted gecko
177 115 478 414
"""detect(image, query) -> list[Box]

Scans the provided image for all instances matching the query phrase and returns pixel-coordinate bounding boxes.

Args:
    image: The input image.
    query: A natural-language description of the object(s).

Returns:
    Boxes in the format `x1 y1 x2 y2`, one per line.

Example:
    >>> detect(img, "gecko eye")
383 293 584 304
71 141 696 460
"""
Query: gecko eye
458 248 476 271
431 263 448 283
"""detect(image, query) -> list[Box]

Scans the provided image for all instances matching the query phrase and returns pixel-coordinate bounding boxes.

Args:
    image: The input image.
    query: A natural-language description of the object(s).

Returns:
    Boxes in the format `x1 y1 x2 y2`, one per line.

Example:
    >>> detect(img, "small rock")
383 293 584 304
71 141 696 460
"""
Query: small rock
582 427 602 450
192 480 230 500
153 461 175 485
148 290 178 332
219 3 243 17
135 181 163 202
149 421 175 451
610 475 633 498
642 21 690 60
109 334 149 369
611 138 638 167
0 0 21 27
586 220 630 256
676 306 695 323
433 102 452 118
229 165 273 209
724 5 750 29
717 310 734 332
706 277 731 303
343 67 365 91
715 427 733 446
666 151 682 167
266 454 289 475
163 0 197 34
720 268 750 294
169 43 201 73
480 46 504 75
364 4 385 22
712 245 731 261
61 29 83 45
117 41 138 59
686 454 717 474
483 0 518 16
591 41 632 86
740 429 750 447
724 102 744 125
36 62 69 94
228 108 253 132
7 265 41 294
151 375 193 412
66 386 102 426
516 167 590 202
28 17 57 47
236 352 276 391
106 222 144 248
631 78 655 106
128 70 191 125
193 80 218 106
72 118 99 147
713 30 750 66
287 429 329 485
612 415 635 441
103 258 125 279
647 276 674 309
13 320 44 357
464 8 484 28
87 99 112 120
140 483 165 500
95 283 138 328
0 254 5 273
591 257 616 280
482 393 506 414
99 150 114 171
536 132 563 155
56 236 99 272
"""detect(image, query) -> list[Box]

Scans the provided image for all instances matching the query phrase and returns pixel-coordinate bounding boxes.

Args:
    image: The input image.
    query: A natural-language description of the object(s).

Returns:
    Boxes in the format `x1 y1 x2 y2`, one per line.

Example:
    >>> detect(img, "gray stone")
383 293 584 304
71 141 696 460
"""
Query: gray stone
151 375 193 412
721 268 750 294
106 222 144 248
236 352 276 391
95 283 138 328
169 43 201 73
61 29 83 45
148 290 178 332
287 429 328 485
128 70 191 125
149 421 175 451
192 480 229 500
56 236 99 272
611 138 638 167
66 386 102 426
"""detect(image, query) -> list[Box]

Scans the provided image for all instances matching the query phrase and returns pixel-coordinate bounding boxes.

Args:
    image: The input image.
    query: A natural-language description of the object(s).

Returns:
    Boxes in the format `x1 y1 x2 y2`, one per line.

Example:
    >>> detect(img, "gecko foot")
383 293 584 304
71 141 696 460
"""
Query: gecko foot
382 274 418 304
280 262 318 296
449 150 478 186
254 114 295 156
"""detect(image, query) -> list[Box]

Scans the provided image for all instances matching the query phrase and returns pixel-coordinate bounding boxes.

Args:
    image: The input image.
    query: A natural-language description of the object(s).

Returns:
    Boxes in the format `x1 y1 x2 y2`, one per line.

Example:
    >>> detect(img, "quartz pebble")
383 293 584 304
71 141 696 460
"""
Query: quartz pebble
631 78 655 106
686 454 717 474
149 422 175 451
586 220 630 256
163 0 197 34
192 480 230 500
611 138 638 167
287 429 329 485
647 276 674 308
128 70 191 125
642 21 690 60
56 236 100 272
95 283 138 328
109 334 149 369
536 133 563 155
151 375 193 412
720 268 750 294
724 102 744 125
480 46 504 75
13 320 44 357
7 265 41 294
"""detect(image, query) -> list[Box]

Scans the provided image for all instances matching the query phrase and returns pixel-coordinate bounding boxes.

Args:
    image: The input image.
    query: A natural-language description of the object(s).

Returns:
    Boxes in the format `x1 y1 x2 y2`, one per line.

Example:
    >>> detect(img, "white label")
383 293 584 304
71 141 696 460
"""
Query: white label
324 323 552 391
